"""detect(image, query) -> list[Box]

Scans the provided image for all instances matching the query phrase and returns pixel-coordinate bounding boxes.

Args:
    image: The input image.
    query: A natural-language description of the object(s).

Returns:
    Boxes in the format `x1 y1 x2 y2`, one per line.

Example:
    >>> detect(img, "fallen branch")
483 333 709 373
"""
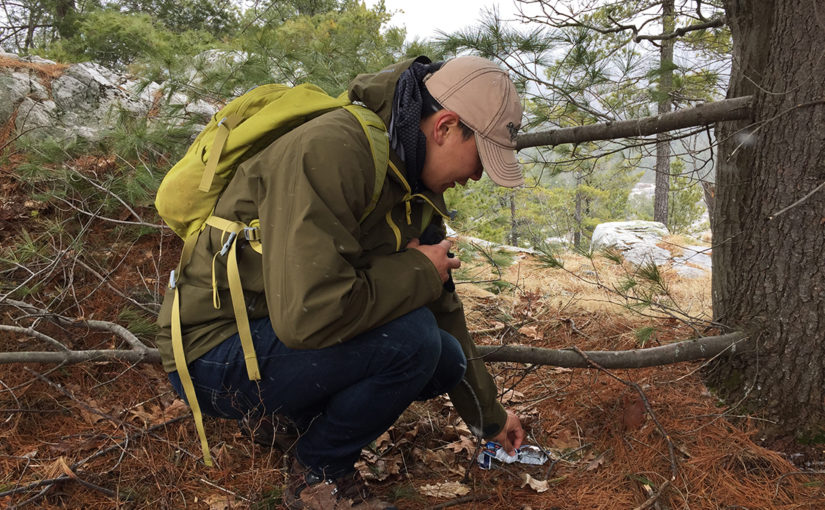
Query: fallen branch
476 332 748 368
516 96 753 149
633 479 672 510
1 332 748 367
3 298 153 353
0 349 160 364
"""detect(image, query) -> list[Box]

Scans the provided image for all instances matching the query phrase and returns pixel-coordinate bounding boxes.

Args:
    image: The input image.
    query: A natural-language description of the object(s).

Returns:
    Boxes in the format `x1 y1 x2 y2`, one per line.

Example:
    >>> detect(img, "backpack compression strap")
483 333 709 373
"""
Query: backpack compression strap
344 105 390 222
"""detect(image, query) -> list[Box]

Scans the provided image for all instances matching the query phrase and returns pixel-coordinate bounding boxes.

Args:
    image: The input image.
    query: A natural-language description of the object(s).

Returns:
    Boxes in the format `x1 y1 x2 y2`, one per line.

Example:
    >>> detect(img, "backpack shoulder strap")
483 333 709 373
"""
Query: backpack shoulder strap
342 104 389 223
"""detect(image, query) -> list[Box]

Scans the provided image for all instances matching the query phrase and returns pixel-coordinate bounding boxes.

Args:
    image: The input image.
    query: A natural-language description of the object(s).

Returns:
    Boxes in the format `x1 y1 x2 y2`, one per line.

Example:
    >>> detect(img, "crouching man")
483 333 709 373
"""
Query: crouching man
156 55 526 509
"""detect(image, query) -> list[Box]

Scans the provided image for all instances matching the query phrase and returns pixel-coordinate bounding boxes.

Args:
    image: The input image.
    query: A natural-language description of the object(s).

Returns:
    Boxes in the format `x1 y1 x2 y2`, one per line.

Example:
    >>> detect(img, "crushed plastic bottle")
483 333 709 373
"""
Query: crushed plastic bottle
477 441 550 470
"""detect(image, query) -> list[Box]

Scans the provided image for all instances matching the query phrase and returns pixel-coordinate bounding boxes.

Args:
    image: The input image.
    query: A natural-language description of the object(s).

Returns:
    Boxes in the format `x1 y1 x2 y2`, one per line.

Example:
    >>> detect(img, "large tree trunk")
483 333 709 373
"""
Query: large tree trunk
653 0 675 225
707 0 825 437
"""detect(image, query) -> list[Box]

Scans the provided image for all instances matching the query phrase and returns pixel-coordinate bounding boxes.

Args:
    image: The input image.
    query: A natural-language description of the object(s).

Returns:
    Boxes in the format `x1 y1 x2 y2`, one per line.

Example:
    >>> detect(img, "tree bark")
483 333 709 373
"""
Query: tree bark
654 0 675 224
707 0 825 437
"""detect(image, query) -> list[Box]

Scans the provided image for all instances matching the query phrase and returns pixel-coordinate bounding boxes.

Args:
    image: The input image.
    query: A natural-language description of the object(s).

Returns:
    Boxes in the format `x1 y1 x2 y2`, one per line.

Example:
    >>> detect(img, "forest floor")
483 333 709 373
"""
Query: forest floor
2 160 825 509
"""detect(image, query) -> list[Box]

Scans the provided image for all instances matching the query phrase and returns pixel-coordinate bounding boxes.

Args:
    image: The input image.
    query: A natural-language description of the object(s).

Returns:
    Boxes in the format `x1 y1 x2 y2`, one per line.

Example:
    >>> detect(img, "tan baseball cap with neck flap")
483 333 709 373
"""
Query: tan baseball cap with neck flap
423 56 524 187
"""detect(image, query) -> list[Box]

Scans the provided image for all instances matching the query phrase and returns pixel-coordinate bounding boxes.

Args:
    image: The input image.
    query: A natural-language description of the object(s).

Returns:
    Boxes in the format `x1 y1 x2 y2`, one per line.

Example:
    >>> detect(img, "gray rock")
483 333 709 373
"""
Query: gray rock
675 265 708 279
0 71 32 124
52 74 95 111
29 76 50 101
14 98 61 140
591 221 669 252
675 245 712 270
0 51 233 145
591 220 711 277
185 99 218 122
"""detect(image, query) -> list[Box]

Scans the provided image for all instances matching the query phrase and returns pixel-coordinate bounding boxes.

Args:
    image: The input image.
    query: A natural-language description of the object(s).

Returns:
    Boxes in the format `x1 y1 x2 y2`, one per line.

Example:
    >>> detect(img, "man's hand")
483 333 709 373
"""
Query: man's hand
407 238 460 283
489 410 524 455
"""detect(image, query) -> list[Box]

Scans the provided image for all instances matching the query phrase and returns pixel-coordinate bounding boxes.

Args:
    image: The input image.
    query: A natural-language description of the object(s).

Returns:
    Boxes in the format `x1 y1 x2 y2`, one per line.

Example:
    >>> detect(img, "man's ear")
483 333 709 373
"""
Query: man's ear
433 110 462 144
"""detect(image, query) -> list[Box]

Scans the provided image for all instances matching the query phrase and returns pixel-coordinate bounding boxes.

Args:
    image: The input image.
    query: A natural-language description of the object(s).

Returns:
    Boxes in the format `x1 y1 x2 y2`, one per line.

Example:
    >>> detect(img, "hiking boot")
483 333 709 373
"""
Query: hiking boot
285 458 397 510
238 413 299 451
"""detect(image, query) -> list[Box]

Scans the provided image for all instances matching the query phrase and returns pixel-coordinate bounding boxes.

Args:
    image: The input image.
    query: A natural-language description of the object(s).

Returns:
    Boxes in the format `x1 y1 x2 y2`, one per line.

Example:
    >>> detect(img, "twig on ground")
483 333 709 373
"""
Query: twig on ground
632 479 672 510
199 478 252 502
4 298 152 352
563 317 591 339
773 470 825 497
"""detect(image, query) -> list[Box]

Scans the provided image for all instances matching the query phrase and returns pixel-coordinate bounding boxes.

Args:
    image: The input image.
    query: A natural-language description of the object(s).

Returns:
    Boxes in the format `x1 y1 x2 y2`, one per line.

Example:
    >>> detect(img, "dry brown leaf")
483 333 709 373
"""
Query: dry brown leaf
520 473 549 493
164 398 189 417
418 481 470 498
203 494 243 510
585 452 607 471
500 388 525 405
518 324 541 339
402 423 421 441
374 430 392 451
128 404 154 426
621 395 646 431
550 429 580 450
43 456 76 479
77 406 103 426
445 436 476 458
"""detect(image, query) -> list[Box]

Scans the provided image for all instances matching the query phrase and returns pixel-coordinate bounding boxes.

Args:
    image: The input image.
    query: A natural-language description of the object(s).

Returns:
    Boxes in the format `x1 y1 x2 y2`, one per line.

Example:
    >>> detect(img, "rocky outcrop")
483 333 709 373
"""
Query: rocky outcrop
0 52 218 143
591 220 711 278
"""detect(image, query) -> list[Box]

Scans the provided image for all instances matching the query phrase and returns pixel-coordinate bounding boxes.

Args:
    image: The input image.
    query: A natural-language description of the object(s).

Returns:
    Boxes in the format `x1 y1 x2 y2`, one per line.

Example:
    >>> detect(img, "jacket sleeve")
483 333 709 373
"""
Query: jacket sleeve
243 113 444 350
429 286 508 438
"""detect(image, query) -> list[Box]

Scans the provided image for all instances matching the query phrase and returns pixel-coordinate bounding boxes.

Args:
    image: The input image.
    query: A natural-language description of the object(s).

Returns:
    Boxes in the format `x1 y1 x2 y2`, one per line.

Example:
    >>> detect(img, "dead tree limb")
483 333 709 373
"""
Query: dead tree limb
1 332 748 367
476 332 749 368
516 96 753 150
3 298 153 353
0 349 161 364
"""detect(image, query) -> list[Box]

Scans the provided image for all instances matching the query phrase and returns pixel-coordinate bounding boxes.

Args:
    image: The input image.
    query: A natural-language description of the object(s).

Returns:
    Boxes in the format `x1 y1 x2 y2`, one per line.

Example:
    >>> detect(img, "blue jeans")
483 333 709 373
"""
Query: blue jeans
169 307 467 477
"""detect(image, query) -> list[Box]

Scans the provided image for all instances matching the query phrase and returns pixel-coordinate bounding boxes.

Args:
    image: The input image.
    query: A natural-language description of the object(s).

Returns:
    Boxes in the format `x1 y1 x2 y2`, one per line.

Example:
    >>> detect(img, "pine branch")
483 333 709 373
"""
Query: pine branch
516 96 753 150
635 16 726 42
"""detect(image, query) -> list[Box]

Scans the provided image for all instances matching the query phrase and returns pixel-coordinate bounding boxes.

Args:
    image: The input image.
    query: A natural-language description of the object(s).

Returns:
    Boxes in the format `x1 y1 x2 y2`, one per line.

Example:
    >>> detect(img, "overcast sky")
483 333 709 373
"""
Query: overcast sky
366 0 520 41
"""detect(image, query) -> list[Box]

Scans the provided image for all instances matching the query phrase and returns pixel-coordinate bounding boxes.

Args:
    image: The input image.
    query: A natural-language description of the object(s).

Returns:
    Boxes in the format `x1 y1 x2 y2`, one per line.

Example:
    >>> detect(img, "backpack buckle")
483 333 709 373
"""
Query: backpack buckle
168 270 177 289
220 231 237 256
243 226 259 242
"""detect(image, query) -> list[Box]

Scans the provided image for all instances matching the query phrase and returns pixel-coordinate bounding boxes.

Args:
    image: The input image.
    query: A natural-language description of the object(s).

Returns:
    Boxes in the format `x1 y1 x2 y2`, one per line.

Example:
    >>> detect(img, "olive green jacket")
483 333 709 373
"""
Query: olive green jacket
156 58 507 437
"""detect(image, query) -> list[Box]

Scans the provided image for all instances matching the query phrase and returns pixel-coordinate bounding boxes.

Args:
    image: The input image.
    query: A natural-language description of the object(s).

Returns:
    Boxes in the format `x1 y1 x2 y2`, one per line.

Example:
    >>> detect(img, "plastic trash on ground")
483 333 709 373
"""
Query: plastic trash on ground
477 441 550 470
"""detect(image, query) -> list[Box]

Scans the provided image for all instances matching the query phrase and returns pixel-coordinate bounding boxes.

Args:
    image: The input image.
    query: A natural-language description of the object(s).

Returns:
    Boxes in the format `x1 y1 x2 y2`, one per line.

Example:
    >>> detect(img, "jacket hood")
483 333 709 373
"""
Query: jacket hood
348 56 430 127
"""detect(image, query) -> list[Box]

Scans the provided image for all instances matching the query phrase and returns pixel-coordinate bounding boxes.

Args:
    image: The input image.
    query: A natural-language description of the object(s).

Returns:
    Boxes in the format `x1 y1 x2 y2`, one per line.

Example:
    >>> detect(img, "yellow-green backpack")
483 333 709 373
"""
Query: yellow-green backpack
155 83 390 466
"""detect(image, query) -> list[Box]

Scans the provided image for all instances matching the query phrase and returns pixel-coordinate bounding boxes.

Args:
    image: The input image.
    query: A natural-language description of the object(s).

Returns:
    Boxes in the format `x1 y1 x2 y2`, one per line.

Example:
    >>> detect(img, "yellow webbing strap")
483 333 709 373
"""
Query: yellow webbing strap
199 114 242 192
385 210 402 251
171 287 213 466
343 105 390 223
387 161 413 224
410 193 450 222
204 216 261 381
